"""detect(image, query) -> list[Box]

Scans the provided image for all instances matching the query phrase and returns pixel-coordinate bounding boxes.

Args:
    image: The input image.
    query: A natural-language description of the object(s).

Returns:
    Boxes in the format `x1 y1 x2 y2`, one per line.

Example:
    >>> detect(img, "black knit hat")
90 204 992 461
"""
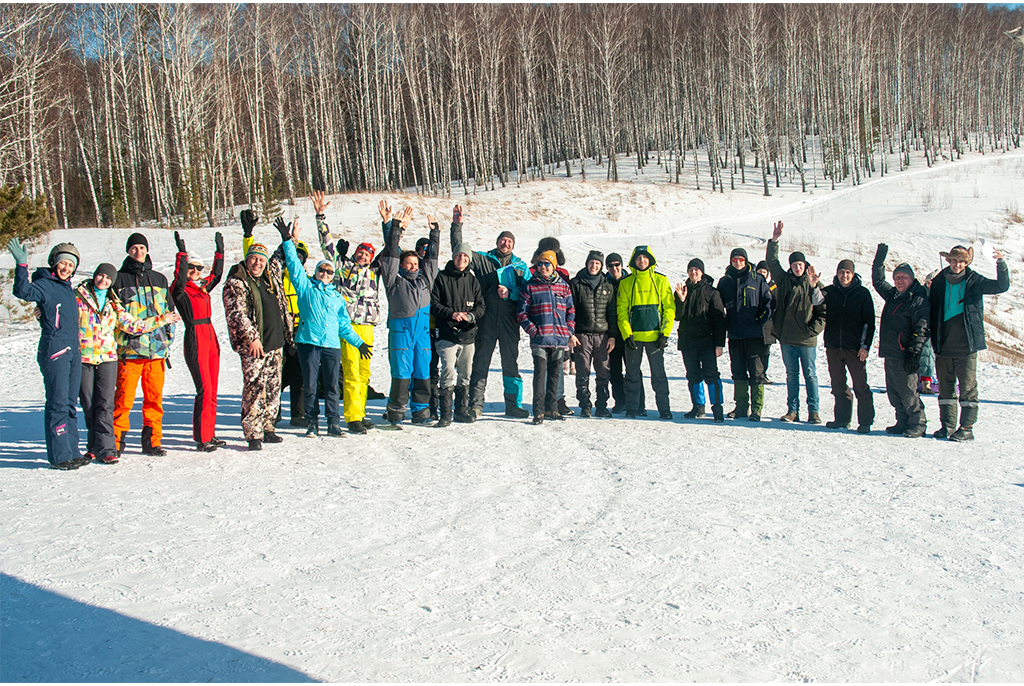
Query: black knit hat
415 237 430 253
893 263 915 279
94 263 118 283
837 259 855 273
755 260 769 272
126 232 149 252
687 258 705 273
586 250 605 266
730 247 748 262
606 252 623 267
789 251 807 266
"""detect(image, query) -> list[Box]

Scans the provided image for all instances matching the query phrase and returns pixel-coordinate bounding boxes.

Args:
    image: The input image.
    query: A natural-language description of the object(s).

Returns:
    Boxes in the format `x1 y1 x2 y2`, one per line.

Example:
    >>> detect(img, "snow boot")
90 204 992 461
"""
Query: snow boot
580 405 592 418
556 398 574 416
959 403 978 435
750 383 765 420
728 381 749 419
886 424 908 435
263 431 283 444
935 400 957 439
411 408 432 425
454 386 475 424
327 422 344 436
712 404 724 423
684 404 706 419
950 427 975 442
435 388 454 428
141 426 166 456
504 393 529 419
903 423 927 439
347 421 367 435
247 439 262 451
305 418 319 438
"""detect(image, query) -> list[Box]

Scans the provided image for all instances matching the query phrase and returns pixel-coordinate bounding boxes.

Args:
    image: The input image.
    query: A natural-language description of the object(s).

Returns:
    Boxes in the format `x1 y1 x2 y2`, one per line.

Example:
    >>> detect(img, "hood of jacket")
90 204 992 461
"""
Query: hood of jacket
120 254 153 275
629 245 657 271
831 273 864 290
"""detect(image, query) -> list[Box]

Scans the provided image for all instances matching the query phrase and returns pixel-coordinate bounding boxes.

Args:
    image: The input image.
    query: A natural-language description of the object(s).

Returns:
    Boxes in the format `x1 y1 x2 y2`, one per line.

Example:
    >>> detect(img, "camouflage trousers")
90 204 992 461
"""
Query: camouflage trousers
240 347 283 440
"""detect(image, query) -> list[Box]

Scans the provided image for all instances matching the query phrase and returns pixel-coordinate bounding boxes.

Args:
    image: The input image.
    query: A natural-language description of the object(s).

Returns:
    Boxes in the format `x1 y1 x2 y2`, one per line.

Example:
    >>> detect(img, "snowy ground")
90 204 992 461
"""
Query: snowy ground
2 151 1023 682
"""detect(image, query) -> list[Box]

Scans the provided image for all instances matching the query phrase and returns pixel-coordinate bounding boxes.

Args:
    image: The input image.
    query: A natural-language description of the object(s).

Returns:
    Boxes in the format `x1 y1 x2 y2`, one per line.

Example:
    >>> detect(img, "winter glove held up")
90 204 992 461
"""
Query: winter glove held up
336 239 349 260
873 243 888 267
7 238 28 265
214 232 224 254
240 209 258 238
174 231 186 254
274 217 291 241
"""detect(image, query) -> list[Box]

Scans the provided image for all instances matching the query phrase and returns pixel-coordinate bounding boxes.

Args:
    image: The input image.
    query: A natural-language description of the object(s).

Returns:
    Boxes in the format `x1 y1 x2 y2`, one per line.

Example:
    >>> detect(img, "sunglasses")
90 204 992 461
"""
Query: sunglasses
317 267 335 276
537 260 553 268
188 264 204 272
608 262 622 268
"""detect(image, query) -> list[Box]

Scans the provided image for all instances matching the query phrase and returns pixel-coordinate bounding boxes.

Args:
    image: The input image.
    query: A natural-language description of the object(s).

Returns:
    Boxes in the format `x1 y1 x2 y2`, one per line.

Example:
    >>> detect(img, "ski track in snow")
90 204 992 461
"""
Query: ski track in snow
2 151 1024 682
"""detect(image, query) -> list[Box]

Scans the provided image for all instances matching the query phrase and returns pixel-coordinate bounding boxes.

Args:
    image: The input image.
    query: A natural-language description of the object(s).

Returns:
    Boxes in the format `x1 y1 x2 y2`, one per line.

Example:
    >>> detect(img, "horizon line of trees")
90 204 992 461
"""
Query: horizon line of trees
2 3 1024 232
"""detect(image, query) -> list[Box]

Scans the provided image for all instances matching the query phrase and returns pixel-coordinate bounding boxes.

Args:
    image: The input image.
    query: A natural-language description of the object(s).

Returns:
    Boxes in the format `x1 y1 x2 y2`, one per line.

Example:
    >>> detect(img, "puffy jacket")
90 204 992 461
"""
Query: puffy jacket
14 265 81 361
762 280 778 345
616 247 675 343
450 222 530 316
282 240 363 350
381 220 439 320
570 268 617 336
674 274 727 351
765 240 825 346
432 260 485 344
517 273 575 347
872 263 929 359
928 261 1009 354
315 215 381 325
77 281 175 365
716 264 773 340
243 234 302 326
222 244 295 354
113 255 176 359
821 274 875 351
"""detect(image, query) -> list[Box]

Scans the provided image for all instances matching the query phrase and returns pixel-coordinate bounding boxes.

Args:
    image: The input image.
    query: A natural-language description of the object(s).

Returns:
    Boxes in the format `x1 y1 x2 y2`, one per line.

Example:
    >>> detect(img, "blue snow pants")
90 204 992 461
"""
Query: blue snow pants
38 339 82 466
388 307 432 416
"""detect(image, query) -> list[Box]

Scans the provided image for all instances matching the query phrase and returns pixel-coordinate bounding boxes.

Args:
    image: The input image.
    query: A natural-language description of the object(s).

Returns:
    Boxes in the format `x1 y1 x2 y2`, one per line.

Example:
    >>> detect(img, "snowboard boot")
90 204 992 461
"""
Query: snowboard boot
454 386 475 423
950 427 975 442
556 398 574 416
712 404 724 423
728 381 749 419
935 400 957 439
411 408 432 425
749 383 765 422
504 393 530 419
141 426 167 456
684 404 706 419
435 388 454 428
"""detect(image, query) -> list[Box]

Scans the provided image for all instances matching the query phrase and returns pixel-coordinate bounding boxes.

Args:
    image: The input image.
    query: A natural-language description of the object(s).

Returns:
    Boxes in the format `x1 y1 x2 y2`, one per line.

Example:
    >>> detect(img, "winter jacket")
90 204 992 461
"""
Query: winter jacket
872 263 929 360
315 215 381 326
243 234 302 326
222 244 294 354
113 255 176 360
431 260 485 344
928 261 1010 355
170 250 223 328
380 219 439 320
765 240 825 347
570 268 617 336
821 274 875 351
616 247 675 343
674 274 727 351
14 265 81 361
450 222 531 316
517 273 576 348
282 239 363 350
717 264 773 340
762 280 777 345
76 281 175 365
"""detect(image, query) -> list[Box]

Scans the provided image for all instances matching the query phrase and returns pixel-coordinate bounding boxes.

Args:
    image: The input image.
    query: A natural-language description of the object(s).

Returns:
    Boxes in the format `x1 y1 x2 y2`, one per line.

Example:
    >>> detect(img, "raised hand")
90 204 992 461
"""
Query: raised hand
397 206 414 229
772 221 783 241
807 264 820 287
453 204 464 224
311 190 330 215
336 239 350 260
378 200 392 224
993 248 1005 261
240 208 258 237
674 282 687 301
214 231 224 254
274 216 292 241
873 243 889 266
427 214 437 227
7 238 28 265
174 230 187 254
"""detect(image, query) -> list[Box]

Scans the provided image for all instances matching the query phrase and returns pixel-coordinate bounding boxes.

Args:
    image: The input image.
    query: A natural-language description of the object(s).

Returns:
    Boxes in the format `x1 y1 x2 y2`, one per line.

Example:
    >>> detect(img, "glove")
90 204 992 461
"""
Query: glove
336 239 349 260
7 237 28 265
214 231 224 254
873 243 888 267
174 230 186 254
358 342 373 359
903 355 919 374
274 217 291 241
240 209 258 237
625 335 637 350
656 334 669 349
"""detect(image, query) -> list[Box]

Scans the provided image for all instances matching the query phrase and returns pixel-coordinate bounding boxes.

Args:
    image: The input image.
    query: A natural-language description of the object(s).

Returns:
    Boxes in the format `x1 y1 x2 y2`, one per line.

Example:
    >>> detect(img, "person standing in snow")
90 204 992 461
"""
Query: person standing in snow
311 190 382 435
928 243 1010 442
872 243 930 438
8 239 88 469
717 247 773 421
223 226 295 451
431 241 485 427
820 259 875 434
112 232 176 457
605 253 647 414
171 231 225 452
673 258 728 423
450 207 532 420
379 202 439 427
765 221 826 425
917 270 939 396
518 250 576 423
616 245 675 420
569 250 617 418
755 260 777 383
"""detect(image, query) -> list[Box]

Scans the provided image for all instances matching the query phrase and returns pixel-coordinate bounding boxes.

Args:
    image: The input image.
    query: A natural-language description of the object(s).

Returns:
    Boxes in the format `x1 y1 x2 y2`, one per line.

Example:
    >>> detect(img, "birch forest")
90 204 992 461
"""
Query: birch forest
3 3 1024 230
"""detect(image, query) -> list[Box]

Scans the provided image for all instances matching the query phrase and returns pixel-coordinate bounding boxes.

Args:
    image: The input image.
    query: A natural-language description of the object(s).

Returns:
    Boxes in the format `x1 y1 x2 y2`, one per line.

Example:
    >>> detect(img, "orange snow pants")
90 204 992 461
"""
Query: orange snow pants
113 358 165 448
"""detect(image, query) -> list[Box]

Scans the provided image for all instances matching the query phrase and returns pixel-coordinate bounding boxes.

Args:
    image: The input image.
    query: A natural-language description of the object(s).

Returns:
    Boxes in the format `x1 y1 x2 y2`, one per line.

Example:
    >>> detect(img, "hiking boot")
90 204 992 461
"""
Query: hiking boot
903 424 927 439
556 399 574 416
595 407 612 418
327 423 344 436
727 407 748 419
263 432 283 444
949 427 975 442
932 427 951 439
545 411 565 421
196 441 218 452
50 460 80 470
749 413 761 422
885 424 908 435
580 406 592 418
248 439 262 451
856 425 871 435
637 408 648 417
807 412 822 425
532 415 544 425
659 410 673 420
305 420 319 438
684 404 706 419
348 421 367 435
69 456 92 468
360 418 375 430
825 420 849 429
780 411 799 423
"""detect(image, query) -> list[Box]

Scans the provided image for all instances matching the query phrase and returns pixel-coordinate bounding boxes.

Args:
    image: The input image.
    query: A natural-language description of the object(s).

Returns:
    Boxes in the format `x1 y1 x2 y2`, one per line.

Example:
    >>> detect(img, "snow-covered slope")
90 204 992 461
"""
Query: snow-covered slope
2 151 1023 682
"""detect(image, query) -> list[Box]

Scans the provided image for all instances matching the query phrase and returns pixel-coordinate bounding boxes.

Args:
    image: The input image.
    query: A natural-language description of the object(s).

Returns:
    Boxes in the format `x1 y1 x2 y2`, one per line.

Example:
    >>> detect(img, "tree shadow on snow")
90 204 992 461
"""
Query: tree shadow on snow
0 574 317 682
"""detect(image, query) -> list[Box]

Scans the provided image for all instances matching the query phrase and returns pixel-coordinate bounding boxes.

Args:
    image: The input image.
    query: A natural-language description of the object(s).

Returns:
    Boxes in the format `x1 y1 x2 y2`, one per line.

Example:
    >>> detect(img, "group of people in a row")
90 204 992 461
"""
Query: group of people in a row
6 197 1010 469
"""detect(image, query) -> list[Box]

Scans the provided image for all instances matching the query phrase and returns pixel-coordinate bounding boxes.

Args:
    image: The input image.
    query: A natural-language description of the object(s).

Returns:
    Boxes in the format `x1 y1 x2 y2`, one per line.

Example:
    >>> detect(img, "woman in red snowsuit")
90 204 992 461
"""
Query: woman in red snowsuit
171 231 225 452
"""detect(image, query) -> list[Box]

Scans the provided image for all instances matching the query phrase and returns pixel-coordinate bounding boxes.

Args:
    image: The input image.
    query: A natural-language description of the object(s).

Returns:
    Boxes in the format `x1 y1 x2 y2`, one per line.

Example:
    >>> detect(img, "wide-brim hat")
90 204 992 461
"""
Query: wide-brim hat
939 245 973 266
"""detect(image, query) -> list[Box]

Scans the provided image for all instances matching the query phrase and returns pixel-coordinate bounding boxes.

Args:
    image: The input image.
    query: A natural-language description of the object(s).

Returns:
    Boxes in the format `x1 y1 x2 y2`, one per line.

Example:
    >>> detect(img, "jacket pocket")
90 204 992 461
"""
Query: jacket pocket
630 303 661 334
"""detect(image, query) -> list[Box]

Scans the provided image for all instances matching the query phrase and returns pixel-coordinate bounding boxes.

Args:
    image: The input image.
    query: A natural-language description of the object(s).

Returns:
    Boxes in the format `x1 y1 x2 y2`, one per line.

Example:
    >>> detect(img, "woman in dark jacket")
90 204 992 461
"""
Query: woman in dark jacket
674 258 728 422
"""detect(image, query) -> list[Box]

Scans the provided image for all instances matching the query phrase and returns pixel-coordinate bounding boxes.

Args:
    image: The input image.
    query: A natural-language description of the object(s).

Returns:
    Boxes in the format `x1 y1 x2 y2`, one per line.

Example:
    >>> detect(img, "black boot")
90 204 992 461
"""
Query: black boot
435 388 454 428
684 404 706 419
141 426 167 456
428 384 439 423
454 386 475 423
504 393 529 418
712 404 724 423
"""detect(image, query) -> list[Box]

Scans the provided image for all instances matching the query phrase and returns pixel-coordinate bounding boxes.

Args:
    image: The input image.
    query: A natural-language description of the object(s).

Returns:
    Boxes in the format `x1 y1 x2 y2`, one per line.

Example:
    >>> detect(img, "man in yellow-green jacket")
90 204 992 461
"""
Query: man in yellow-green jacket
616 245 675 419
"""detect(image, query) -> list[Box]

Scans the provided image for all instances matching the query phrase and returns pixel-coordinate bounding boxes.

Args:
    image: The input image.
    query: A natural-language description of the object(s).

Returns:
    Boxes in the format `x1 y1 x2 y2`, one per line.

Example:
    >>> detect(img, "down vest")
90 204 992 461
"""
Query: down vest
570 268 617 336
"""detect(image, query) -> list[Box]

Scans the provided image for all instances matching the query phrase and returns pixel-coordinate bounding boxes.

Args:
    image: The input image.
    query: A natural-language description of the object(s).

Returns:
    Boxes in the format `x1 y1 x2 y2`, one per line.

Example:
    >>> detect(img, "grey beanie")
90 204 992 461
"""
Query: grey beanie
586 250 605 266
453 242 473 258
893 262 915 279
94 262 117 283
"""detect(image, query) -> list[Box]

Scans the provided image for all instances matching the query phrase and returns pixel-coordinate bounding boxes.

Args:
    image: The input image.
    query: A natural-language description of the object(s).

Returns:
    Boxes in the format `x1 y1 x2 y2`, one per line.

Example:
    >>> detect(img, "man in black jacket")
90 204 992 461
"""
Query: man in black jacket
570 251 617 418
928 244 1010 441
673 258 728 422
821 259 875 433
431 242 485 426
872 244 930 438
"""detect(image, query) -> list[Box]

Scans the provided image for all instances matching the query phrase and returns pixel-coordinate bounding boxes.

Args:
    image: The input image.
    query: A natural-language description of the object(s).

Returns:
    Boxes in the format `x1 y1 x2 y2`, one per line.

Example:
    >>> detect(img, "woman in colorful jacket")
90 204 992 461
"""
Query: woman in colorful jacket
171 231 225 452
517 249 576 424
79 262 180 463
379 204 439 427
8 239 86 469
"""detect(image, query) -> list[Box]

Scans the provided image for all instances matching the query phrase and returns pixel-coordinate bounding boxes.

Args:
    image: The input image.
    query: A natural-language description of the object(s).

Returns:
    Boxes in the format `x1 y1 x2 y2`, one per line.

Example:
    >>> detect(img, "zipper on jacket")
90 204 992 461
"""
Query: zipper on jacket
55 303 61 329
50 345 71 360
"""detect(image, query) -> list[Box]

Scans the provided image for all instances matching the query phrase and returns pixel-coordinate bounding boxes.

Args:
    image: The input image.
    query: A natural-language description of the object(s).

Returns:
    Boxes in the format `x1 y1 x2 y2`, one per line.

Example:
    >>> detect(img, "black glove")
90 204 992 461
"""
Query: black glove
240 209 258 238
214 231 224 254
656 334 669 349
903 355 919 374
274 217 291 241
874 243 888 267
174 230 186 254
358 342 372 359
336 239 350 260
625 336 637 350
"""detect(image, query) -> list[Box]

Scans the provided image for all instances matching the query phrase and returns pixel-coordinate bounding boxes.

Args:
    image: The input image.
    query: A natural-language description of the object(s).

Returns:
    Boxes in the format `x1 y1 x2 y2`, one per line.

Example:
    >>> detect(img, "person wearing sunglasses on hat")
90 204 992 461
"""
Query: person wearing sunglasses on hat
280 218 371 438
928 242 1010 442
171 230 225 452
